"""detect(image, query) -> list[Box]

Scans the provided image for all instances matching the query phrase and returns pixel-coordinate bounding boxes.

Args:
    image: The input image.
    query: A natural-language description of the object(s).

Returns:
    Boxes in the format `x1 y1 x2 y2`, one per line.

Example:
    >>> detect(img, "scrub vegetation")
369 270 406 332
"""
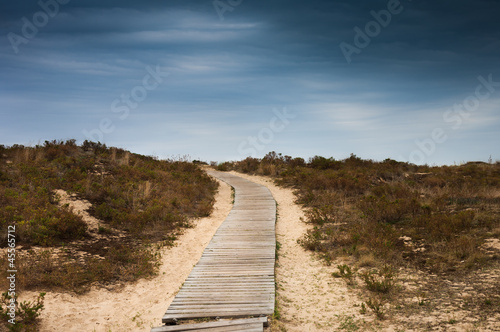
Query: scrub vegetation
0 140 218 294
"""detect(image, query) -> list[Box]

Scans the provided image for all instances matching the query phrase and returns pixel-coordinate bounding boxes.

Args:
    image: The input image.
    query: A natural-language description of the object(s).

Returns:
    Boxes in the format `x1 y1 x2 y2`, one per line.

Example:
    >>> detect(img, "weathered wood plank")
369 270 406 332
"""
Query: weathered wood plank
153 323 263 332
162 310 272 322
173 291 274 296
151 317 267 332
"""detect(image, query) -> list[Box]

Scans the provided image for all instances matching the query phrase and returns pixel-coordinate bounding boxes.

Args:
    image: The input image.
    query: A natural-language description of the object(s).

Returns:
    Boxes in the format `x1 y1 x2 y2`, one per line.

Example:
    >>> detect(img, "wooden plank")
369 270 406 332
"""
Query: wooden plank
151 317 267 332
183 276 274 280
177 324 262 332
170 300 273 304
158 324 261 332
175 290 274 295
177 286 275 291
172 295 274 299
171 299 273 304
182 278 274 283
176 290 274 294
166 305 274 311
181 280 274 285
173 293 274 298
163 310 272 322
172 294 274 299
171 293 272 299
179 283 275 288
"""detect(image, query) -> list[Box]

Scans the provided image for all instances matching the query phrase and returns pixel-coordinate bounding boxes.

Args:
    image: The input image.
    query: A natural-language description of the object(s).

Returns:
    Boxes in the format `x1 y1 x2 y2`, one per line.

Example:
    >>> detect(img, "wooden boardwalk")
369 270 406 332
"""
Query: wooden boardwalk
153 170 276 331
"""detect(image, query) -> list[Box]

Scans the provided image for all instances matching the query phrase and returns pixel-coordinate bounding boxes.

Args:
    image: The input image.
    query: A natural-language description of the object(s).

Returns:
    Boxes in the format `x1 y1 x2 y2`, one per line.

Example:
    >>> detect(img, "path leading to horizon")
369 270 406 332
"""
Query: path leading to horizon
153 170 276 332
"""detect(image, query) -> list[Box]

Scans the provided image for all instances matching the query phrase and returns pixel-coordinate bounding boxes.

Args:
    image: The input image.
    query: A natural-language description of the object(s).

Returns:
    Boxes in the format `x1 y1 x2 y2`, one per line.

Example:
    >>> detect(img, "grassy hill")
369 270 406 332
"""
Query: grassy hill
0 140 218 293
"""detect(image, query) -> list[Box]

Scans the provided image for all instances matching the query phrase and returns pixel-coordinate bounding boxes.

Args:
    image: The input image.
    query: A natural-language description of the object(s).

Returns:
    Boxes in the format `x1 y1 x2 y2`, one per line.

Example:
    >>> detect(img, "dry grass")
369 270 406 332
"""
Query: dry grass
226 153 500 274
0 140 218 294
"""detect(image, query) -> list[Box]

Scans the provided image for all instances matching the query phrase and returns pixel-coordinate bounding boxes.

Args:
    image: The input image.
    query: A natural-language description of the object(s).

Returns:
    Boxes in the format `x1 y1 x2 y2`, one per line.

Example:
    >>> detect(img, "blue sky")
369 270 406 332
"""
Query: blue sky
1 0 499 164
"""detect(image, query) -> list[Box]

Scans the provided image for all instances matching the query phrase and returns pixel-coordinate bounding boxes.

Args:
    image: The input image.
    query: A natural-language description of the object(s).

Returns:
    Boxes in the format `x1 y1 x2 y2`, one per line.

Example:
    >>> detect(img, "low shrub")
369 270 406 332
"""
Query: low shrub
365 297 385 320
229 152 500 274
361 266 395 294
332 264 355 285
0 292 45 331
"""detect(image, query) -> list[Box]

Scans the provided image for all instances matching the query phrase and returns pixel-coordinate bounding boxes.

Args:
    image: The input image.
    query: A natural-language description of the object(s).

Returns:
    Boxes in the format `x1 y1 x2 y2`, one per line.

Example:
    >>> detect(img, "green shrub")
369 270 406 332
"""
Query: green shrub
361 266 395 294
0 292 45 331
365 297 385 320
332 264 355 285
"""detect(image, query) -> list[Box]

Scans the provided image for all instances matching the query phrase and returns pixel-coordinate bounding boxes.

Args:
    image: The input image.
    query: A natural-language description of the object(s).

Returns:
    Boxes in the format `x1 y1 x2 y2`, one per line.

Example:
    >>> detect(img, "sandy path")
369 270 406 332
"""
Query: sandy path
226 171 364 332
21 178 232 332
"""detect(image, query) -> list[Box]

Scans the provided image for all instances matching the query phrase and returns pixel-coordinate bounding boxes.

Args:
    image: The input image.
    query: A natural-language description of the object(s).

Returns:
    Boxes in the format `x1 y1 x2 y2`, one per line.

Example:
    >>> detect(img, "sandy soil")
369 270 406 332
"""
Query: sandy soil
53 189 103 233
20 178 232 331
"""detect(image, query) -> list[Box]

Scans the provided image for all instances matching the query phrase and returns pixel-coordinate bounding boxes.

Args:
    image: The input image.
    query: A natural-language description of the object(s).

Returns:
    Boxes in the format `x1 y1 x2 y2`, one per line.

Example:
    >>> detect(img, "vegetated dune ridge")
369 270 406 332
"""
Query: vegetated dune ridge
18 178 232 331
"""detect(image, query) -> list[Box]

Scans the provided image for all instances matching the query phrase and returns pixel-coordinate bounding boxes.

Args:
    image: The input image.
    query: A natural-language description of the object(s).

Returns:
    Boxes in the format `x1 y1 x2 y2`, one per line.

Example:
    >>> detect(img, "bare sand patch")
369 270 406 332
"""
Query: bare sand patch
19 178 232 332
53 189 103 234
484 238 500 251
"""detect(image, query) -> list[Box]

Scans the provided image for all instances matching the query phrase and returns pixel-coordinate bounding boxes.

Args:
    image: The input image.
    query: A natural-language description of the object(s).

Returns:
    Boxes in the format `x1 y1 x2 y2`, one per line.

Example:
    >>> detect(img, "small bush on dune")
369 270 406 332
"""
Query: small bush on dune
361 266 396 294
238 157 261 173
332 264 355 285
365 297 386 320
216 162 232 172
0 292 45 331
